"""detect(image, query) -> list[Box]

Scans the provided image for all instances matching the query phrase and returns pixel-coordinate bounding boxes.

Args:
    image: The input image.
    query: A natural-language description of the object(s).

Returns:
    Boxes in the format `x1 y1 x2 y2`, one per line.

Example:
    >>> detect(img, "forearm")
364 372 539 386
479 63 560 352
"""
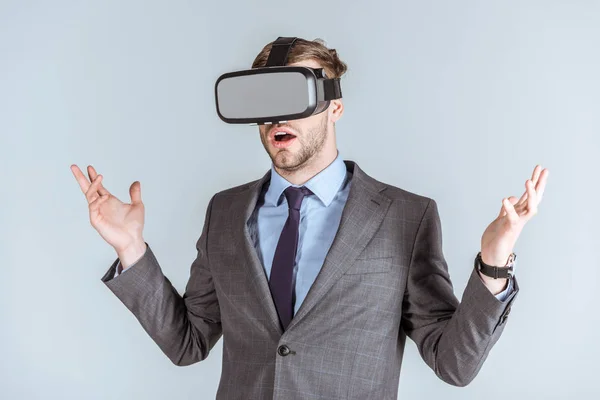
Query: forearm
428 267 518 386
102 244 221 366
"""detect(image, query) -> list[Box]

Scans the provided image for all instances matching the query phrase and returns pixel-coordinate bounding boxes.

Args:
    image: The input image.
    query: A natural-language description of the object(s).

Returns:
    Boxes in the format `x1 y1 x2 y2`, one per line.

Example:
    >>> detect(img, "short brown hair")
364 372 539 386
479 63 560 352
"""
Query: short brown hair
251 37 348 79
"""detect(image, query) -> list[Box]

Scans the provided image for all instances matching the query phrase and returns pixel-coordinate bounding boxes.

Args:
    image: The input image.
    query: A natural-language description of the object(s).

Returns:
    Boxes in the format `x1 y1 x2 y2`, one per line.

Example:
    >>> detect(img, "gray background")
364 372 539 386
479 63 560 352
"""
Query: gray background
1 0 598 399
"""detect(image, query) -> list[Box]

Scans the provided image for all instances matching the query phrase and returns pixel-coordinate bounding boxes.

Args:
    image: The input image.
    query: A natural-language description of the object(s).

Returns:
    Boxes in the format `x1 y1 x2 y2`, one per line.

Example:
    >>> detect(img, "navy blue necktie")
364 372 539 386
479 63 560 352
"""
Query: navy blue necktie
269 185 313 330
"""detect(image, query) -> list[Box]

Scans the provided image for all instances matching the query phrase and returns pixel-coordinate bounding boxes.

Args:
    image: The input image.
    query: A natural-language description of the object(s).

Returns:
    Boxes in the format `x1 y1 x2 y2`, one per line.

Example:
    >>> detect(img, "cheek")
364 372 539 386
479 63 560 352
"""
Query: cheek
258 128 270 141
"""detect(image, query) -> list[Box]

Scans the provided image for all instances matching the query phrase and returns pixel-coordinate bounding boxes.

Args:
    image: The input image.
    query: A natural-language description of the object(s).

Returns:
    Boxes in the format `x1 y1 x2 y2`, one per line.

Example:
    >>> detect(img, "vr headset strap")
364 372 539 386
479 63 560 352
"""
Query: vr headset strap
323 78 342 100
265 36 298 67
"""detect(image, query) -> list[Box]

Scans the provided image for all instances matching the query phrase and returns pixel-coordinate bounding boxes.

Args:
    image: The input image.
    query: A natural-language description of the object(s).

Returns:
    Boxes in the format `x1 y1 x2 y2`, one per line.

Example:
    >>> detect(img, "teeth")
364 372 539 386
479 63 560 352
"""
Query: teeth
275 131 287 136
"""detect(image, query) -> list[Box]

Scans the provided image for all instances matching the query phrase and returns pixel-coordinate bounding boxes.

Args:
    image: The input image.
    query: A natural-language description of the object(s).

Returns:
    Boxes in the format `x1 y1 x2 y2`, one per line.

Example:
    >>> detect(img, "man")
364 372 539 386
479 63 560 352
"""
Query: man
71 37 549 399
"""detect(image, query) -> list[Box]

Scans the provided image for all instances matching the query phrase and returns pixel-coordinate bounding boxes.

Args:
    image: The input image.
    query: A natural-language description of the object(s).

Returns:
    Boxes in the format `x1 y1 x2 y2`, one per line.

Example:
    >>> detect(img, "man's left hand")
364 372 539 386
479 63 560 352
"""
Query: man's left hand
479 165 550 293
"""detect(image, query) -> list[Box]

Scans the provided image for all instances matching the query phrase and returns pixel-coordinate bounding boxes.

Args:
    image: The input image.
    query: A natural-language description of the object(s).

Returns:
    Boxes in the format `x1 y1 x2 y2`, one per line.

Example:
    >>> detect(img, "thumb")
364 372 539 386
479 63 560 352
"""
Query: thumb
129 181 142 204
497 196 519 218
502 197 519 224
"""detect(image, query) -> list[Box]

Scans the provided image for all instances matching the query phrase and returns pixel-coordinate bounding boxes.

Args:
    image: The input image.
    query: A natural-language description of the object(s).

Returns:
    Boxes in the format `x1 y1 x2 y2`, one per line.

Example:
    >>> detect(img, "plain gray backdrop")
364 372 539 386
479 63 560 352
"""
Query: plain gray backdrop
1 0 598 399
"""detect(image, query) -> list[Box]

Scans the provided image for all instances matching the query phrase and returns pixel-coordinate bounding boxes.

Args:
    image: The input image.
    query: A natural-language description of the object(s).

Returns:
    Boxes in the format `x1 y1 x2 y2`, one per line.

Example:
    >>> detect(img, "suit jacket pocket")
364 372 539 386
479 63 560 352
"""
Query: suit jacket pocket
344 257 394 274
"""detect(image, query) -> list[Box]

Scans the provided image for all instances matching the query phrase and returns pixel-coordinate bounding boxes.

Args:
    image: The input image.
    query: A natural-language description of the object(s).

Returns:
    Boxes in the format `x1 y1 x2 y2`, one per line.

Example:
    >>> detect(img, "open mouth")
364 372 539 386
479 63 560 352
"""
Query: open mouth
269 128 298 148
274 132 296 142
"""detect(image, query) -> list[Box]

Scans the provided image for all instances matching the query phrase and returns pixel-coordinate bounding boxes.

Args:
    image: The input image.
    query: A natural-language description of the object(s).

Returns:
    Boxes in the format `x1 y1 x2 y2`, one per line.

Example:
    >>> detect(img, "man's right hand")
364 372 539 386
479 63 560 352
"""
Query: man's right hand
71 164 147 269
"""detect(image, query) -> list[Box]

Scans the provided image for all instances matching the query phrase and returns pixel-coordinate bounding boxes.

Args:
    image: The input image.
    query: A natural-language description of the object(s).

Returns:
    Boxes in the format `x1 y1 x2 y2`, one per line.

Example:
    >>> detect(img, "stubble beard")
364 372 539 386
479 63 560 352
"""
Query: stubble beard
263 116 328 173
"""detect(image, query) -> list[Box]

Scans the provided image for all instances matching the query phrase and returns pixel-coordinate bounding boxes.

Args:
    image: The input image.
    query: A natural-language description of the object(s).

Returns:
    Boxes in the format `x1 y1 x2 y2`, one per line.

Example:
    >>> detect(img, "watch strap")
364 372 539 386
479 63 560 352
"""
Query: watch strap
476 252 515 279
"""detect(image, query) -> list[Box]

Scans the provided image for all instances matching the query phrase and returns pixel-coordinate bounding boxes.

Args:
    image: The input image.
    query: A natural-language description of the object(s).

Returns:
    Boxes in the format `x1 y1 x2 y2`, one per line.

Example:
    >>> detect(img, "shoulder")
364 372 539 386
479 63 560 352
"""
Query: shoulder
215 180 259 197
207 174 266 207
382 181 438 219
356 166 434 208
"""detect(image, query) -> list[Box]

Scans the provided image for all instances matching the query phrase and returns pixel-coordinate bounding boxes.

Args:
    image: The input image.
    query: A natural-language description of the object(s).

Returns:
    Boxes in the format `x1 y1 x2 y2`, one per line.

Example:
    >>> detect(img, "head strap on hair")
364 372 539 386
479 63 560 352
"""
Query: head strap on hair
265 37 298 67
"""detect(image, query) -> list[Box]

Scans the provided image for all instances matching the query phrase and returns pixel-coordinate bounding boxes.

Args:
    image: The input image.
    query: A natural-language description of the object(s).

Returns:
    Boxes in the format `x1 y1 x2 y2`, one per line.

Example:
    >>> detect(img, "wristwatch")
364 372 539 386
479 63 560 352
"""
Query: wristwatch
475 251 516 279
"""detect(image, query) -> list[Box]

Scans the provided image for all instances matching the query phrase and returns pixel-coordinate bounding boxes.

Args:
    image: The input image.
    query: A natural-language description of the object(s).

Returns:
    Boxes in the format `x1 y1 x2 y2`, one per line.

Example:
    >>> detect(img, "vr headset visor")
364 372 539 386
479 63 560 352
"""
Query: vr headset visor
214 37 342 125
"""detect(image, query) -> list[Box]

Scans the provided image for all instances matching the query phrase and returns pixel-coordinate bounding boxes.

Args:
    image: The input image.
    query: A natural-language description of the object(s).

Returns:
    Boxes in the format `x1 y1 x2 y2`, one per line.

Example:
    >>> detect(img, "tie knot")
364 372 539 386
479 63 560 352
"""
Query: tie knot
283 186 313 210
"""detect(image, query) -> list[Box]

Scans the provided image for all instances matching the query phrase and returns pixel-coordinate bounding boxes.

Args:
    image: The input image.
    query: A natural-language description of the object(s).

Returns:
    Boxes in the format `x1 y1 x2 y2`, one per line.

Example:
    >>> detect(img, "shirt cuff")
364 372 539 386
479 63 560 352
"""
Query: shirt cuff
494 275 514 302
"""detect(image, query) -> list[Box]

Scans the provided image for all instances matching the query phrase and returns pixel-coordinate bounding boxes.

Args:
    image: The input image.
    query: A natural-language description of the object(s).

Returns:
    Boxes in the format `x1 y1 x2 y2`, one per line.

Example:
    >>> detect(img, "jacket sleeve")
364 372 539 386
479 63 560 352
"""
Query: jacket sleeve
101 194 222 366
400 198 519 386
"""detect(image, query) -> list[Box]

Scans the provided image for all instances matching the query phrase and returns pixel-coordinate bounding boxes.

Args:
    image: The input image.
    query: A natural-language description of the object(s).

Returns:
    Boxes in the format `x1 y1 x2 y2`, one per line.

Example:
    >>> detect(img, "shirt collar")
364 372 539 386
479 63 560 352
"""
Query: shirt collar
264 150 347 207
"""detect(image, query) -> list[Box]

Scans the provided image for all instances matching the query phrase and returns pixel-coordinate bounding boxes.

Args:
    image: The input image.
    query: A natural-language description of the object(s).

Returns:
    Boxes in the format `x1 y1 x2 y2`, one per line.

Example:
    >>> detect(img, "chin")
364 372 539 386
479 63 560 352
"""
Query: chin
272 153 298 168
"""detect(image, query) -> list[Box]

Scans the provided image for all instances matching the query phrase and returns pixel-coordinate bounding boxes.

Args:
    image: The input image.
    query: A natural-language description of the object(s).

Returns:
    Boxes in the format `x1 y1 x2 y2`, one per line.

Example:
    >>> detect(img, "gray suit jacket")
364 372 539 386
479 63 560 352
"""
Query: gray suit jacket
101 160 519 400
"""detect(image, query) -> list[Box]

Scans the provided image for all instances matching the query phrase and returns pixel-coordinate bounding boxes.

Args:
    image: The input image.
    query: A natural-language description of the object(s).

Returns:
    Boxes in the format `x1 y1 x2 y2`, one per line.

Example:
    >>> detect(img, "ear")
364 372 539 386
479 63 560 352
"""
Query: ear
329 99 344 123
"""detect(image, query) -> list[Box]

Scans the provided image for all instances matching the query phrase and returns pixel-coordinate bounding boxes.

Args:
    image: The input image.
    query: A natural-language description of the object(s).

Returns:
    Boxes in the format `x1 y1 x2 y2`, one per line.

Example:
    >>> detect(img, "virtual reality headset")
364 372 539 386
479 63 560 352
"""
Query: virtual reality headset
214 36 343 125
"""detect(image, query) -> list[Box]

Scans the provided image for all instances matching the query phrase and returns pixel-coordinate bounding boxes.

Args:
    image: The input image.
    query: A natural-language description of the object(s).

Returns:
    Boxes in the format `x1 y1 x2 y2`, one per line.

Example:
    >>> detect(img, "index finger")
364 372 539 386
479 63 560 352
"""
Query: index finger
71 164 92 194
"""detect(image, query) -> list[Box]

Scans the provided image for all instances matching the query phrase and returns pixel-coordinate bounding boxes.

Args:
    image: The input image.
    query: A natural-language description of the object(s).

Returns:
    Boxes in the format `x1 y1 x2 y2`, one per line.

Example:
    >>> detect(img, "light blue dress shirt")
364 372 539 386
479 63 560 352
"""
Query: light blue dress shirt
115 151 514 307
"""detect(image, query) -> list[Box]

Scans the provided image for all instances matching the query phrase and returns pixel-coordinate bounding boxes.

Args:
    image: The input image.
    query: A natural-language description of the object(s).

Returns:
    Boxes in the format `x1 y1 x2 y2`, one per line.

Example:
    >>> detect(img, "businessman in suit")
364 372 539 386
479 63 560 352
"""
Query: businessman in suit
71 38 549 399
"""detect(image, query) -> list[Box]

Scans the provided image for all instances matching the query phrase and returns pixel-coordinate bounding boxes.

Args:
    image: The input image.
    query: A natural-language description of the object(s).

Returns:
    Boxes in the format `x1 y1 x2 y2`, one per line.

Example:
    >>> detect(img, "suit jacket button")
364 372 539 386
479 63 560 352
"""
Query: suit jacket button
278 345 291 356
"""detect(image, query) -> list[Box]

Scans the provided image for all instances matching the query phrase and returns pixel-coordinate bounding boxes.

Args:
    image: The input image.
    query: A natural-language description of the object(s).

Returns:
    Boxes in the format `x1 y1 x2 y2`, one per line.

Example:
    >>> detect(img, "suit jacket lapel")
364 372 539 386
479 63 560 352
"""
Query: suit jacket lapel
238 168 284 334
287 161 391 331
237 160 392 335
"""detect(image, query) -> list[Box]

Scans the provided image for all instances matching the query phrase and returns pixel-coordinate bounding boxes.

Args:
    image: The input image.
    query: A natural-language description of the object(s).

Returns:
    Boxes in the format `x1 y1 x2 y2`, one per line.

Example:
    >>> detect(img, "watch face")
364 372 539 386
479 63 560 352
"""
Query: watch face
507 253 516 267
